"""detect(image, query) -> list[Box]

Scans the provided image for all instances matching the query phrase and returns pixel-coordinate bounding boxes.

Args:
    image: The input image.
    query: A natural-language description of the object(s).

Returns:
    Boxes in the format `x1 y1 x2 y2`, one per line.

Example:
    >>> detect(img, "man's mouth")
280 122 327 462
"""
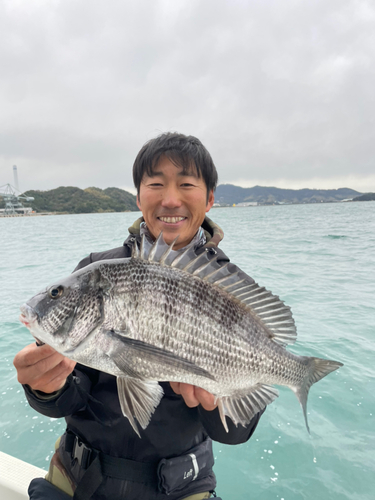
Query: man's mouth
158 216 186 223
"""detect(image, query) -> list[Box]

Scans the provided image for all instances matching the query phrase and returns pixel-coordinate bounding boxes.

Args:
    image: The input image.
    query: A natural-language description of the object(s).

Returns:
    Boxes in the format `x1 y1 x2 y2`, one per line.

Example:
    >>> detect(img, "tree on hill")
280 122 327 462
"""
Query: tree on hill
214 184 361 205
352 193 375 201
18 186 138 213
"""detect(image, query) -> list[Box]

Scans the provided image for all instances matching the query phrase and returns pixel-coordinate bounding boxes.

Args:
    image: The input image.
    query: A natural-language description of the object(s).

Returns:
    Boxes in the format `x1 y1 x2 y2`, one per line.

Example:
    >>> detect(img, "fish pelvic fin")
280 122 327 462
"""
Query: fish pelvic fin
292 357 343 433
116 377 164 437
217 384 279 431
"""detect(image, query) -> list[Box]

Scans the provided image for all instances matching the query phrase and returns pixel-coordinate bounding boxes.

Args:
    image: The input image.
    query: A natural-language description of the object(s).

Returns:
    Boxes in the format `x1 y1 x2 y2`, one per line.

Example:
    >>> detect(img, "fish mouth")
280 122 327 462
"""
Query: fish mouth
19 304 44 345
20 304 37 327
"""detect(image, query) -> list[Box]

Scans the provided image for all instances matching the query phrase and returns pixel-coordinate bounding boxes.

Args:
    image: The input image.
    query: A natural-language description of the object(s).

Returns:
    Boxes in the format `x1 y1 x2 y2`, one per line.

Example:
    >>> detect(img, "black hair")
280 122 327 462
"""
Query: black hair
132 132 218 197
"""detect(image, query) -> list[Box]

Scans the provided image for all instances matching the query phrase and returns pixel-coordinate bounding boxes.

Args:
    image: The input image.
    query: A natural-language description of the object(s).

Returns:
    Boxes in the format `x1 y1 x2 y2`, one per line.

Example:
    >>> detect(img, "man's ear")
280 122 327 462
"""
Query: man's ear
136 195 141 211
205 190 215 212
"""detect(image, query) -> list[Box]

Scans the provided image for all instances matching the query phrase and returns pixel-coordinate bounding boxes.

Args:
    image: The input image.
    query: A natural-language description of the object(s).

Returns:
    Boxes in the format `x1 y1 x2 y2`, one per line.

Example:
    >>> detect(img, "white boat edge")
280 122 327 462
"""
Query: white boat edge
0 451 46 500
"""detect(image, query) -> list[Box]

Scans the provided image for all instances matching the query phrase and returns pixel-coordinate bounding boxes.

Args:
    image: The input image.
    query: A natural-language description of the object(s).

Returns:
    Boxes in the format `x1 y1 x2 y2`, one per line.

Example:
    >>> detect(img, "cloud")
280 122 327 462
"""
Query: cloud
1 0 374 192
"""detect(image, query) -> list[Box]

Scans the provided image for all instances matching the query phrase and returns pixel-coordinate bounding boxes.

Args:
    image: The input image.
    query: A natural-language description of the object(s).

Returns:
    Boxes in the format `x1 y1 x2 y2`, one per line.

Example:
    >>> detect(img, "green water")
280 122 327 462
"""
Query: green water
0 202 374 499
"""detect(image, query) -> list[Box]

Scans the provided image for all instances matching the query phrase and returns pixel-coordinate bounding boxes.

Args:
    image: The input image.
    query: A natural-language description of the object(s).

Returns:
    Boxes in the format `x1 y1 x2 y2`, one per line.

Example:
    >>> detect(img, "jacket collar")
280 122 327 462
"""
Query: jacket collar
127 216 224 248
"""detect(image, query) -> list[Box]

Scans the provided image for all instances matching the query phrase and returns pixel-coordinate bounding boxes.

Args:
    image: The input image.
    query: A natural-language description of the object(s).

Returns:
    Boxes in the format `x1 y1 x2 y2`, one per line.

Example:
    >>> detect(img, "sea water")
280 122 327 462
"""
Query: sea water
0 202 374 500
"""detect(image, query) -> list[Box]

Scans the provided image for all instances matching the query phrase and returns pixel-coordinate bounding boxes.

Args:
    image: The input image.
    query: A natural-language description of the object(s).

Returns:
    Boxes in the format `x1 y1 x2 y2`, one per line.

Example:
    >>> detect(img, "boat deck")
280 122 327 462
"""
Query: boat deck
0 451 45 500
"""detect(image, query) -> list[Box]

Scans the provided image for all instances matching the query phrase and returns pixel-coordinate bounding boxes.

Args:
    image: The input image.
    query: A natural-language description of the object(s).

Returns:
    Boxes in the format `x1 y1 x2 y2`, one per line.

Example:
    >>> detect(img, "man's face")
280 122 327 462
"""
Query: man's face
136 156 214 250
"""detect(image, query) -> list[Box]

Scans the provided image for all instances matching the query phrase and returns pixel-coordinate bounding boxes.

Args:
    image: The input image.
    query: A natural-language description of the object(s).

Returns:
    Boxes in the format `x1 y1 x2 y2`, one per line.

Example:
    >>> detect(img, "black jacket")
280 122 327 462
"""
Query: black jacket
24 225 263 500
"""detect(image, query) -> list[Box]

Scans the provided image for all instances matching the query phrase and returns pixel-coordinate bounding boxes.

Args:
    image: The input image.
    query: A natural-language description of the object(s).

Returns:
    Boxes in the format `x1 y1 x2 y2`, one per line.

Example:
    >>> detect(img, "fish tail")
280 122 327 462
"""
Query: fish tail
293 357 343 433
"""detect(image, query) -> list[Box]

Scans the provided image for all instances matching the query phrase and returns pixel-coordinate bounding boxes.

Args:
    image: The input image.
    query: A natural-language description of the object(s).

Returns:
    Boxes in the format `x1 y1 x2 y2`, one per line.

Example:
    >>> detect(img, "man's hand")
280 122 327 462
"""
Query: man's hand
13 343 76 394
170 382 218 411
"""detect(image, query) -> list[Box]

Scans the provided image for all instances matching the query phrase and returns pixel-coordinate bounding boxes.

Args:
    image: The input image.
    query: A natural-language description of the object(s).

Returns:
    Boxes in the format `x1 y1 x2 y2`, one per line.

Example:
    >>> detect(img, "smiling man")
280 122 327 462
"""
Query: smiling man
14 133 264 500
135 155 214 250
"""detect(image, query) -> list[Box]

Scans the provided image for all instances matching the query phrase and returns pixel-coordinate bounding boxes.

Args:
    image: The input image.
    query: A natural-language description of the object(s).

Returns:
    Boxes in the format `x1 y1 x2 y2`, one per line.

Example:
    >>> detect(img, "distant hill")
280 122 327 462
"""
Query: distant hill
352 192 375 201
0 186 138 213
214 184 361 205
1 184 366 213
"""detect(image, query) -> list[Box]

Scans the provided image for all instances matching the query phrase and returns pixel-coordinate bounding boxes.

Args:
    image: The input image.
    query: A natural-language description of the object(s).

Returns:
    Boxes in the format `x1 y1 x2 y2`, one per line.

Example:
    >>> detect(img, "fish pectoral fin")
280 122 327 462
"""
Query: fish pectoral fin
107 330 215 381
217 384 279 432
116 377 164 437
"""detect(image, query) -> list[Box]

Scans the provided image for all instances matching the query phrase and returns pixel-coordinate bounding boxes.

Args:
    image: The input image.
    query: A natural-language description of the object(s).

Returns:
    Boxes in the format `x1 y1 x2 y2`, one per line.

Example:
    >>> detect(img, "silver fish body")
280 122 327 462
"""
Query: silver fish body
20 234 343 436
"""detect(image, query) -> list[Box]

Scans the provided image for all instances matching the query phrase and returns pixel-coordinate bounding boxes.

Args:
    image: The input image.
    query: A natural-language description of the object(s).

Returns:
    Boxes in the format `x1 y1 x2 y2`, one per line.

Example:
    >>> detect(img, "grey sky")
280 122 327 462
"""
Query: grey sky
1 0 374 195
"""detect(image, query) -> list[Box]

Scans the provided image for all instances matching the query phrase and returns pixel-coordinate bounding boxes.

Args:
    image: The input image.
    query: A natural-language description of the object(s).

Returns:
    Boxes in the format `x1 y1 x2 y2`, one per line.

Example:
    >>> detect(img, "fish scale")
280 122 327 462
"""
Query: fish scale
20 232 343 437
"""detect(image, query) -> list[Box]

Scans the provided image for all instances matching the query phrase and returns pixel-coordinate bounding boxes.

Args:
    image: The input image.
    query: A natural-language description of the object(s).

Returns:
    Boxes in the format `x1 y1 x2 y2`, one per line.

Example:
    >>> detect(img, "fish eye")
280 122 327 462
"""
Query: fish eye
49 285 64 299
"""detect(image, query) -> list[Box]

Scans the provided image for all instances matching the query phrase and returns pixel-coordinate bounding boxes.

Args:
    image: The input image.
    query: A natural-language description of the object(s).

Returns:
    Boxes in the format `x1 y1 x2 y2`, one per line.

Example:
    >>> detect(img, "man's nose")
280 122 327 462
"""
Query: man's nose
161 186 182 208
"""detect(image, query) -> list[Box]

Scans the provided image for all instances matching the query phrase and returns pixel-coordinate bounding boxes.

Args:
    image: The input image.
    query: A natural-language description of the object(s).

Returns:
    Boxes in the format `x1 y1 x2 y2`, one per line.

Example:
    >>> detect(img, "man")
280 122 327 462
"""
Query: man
14 133 263 500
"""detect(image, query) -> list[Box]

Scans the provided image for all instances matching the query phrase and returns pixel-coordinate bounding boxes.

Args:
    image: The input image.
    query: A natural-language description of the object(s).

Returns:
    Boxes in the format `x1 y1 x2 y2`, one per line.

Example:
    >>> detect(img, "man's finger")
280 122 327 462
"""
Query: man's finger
179 383 200 407
14 343 60 369
30 359 76 392
170 383 218 411
16 351 67 384
194 387 218 411
170 382 181 395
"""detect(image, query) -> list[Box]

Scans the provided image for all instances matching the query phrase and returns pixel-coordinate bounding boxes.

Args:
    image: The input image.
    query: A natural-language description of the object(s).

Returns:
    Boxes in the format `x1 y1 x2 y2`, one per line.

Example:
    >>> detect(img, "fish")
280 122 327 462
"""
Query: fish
19 233 343 437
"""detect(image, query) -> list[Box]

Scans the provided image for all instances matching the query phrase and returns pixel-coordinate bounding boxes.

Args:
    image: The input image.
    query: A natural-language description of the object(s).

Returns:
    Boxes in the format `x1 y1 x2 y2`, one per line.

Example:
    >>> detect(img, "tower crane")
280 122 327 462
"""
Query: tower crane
0 184 34 215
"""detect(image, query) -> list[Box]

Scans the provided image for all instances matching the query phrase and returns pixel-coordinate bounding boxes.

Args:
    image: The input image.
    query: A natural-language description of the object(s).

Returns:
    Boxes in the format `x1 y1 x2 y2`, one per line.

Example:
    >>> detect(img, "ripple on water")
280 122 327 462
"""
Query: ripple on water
1 204 374 499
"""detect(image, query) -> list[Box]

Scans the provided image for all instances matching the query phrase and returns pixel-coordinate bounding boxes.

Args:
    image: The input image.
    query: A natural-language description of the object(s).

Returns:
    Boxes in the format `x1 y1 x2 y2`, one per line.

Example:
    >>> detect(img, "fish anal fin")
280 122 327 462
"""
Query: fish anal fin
217 398 229 433
117 377 164 437
217 384 279 430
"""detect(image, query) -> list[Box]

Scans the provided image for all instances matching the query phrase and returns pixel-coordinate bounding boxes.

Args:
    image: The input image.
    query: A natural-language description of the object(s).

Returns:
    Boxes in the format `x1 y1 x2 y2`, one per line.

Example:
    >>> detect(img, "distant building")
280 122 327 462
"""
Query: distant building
236 202 258 207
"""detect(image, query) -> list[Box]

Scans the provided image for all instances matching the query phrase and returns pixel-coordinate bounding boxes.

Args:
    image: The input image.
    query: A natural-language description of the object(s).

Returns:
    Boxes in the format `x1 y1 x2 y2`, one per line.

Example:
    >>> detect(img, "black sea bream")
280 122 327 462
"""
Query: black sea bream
20 234 343 436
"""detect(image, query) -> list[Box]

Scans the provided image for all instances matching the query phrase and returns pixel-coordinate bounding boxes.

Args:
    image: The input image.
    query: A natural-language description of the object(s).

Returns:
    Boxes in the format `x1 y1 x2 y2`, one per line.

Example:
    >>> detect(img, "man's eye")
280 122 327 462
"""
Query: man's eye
181 183 194 187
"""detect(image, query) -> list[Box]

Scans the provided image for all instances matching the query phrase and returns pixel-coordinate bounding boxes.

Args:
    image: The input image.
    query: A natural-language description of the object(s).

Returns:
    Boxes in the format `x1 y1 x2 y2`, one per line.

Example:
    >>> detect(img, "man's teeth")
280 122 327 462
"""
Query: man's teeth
159 216 185 223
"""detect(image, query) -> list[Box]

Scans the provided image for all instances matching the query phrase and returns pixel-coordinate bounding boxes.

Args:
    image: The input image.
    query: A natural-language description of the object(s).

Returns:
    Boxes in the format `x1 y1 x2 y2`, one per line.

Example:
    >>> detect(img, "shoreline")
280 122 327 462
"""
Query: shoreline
1 199 373 218
0 212 59 218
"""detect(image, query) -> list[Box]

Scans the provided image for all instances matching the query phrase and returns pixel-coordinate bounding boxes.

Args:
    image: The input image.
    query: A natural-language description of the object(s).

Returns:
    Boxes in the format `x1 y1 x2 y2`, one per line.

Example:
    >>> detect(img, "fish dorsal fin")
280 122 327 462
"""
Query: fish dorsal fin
232 283 297 345
131 240 140 258
134 232 297 346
